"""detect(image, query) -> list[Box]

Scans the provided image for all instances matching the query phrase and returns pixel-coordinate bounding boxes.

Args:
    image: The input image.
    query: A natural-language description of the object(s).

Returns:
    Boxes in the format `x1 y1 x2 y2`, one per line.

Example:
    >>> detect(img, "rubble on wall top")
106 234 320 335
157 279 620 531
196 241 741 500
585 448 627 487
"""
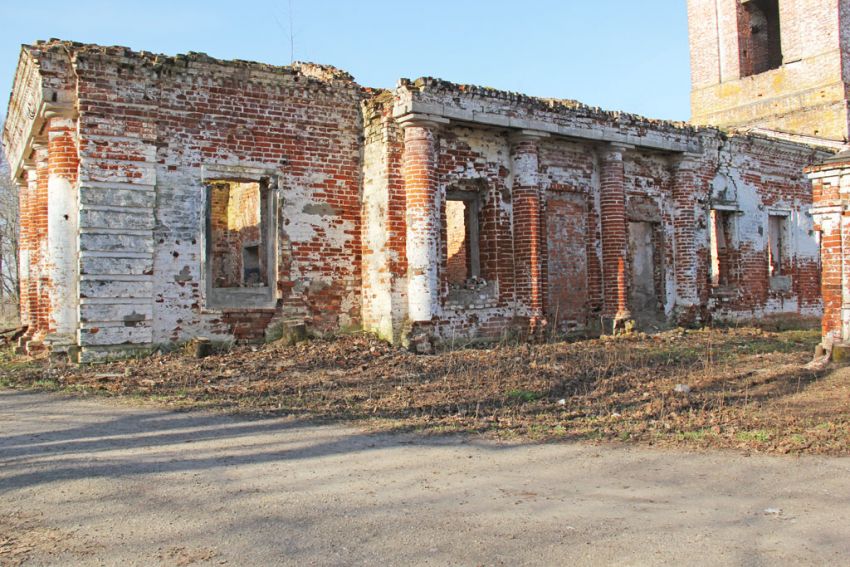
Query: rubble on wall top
398 76 697 133
26 39 358 85
11 40 834 158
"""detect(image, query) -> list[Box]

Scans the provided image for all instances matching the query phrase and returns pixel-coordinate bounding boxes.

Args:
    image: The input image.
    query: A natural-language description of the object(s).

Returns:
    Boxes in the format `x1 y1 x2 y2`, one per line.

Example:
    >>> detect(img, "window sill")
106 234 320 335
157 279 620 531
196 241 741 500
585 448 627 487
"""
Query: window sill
710 285 737 299
769 275 792 293
207 286 277 310
445 281 498 310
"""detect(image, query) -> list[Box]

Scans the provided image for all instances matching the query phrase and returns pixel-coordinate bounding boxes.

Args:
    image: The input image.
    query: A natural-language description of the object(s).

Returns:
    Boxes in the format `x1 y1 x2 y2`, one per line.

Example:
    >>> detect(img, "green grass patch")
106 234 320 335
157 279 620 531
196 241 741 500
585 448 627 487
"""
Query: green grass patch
677 428 711 441
735 429 772 443
506 389 543 403
31 378 59 390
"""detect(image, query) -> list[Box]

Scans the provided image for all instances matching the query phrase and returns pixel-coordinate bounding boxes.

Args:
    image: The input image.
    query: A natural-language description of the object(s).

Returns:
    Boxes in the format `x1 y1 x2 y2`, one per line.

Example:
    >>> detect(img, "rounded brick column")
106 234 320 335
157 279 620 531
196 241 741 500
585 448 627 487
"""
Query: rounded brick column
16 165 36 342
29 143 50 346
510 131 546 331
671 153 702 323
808 161 850 350
599 144 631 330
401 120 441 322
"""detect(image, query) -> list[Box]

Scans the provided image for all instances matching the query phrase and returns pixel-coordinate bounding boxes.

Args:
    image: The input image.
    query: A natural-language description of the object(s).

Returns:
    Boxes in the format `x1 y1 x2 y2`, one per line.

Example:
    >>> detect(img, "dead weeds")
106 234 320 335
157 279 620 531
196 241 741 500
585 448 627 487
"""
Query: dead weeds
2 327 850 455
0 510 99 566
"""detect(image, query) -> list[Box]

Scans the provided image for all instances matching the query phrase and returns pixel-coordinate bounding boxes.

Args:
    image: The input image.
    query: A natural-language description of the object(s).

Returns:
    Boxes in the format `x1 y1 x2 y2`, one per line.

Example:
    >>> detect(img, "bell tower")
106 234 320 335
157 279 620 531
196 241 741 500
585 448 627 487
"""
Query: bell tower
688 0 850 142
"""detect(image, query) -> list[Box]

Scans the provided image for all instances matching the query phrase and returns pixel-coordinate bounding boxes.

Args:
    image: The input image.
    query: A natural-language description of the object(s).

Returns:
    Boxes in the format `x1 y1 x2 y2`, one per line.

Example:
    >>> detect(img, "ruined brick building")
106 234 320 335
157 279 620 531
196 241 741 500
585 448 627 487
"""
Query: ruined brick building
3 0 847 361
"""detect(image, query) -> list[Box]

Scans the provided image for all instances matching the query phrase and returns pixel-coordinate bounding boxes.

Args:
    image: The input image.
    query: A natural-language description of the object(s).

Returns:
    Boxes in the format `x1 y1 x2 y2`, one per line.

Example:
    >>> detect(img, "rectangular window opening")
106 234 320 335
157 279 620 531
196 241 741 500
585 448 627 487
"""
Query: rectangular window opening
739 0 783 76
710 210 736 287
209 180 269 289
768 214 789 278
446 193 481 287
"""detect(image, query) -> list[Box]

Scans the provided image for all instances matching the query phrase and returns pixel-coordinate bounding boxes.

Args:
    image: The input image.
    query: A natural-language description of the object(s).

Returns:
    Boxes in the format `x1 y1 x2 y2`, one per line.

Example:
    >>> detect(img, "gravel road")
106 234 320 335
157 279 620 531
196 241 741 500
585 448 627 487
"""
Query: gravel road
2 390 849 566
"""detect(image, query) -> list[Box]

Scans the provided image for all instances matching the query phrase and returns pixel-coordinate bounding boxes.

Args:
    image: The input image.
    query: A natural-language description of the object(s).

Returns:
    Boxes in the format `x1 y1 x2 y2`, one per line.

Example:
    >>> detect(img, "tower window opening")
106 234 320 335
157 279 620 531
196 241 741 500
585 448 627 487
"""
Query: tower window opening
739 0 783 77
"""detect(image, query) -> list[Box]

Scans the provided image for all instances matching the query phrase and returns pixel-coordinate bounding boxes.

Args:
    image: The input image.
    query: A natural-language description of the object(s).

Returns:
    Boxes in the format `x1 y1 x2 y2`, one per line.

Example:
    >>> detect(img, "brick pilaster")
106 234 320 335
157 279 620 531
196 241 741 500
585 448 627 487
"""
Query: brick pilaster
16 167 34 336
401 119 441 322
671 153 702 323
808 161 850 350
27 142 50 346
599 144 631 328
510 131 546 330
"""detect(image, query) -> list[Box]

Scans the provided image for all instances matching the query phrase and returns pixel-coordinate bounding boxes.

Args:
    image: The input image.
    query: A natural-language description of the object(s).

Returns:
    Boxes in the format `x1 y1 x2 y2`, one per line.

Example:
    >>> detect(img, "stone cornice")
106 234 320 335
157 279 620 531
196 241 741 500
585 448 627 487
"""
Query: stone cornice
8 101 77 180
393 97 700 153
395 113 450 130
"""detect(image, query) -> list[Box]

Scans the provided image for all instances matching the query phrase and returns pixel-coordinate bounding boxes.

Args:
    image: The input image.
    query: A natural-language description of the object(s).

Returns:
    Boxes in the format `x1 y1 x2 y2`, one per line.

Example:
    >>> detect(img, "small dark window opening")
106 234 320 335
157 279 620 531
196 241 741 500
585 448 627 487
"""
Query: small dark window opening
243 245 261 284
208 180 268 289
740 0 783 76
768 214 788 277
710 210 736 287
446 192 481 287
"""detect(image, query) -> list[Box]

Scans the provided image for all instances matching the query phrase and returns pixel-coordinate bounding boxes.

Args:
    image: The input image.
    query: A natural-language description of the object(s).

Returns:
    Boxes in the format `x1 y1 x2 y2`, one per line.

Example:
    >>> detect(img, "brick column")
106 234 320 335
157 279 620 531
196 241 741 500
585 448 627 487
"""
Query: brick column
510 131 547 331
401 119 441 323
45 115 80 345
16 165 35 339
16 142 51 350
807 158 850 355
671 153 702 324
599 144 632 332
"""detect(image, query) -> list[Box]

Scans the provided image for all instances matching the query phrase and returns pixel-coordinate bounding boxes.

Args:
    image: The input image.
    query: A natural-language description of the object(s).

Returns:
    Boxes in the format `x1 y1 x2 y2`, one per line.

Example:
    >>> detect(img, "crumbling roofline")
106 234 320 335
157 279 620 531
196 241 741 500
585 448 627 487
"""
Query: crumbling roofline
15 39 362 95
2 46 78 181
397 76 697 131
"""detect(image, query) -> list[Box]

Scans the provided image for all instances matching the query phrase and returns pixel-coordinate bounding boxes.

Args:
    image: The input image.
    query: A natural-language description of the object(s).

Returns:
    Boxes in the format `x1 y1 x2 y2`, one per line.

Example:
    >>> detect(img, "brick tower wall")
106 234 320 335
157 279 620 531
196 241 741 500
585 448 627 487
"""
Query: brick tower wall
689 0 849 141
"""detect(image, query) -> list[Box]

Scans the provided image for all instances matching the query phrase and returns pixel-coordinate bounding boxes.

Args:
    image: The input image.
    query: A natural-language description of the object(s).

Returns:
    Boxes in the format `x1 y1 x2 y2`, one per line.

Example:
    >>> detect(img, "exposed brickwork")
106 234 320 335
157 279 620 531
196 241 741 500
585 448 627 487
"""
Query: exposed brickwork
689 0 850 140
510 135 545 330
402 122 440 325
209 181 264 288
599 146 630 324
1 35 836 359
807 155 850 347
671 155 701 322
19 145 51 350
3 41 365 361
545 191 590 331
444 200 469 284
220 309 277 342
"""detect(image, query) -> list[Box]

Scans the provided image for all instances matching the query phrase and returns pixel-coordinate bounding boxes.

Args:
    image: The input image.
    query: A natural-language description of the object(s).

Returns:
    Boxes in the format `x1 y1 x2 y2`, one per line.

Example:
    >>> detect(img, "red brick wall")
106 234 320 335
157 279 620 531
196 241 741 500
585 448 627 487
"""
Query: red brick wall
4 41 830 355
690 0 849 140
61 44 365 347
23 149 49 343
599 148 629 320
369 88 823 344
807 164 850 343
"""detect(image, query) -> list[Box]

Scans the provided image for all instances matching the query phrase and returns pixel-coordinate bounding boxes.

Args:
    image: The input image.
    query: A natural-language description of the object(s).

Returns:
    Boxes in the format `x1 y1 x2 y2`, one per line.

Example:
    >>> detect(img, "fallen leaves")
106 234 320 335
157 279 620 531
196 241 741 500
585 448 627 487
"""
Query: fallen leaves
4 326 850 455
0 510 98 566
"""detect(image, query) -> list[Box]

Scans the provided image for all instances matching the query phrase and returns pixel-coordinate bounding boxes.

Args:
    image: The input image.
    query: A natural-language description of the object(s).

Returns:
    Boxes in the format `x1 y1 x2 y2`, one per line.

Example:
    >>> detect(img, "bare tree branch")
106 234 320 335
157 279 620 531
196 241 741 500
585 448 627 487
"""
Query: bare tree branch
0 142 20 309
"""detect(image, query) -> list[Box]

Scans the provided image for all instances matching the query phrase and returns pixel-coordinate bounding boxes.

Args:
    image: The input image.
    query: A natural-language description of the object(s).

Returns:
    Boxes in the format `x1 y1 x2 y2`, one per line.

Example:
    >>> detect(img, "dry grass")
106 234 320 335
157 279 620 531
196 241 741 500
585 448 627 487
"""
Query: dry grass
2 326 849 454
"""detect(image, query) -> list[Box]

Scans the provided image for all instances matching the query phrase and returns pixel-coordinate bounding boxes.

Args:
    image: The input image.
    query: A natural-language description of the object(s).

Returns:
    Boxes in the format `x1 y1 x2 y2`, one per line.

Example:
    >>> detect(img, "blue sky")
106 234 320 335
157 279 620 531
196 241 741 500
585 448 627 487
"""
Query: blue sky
0 1 692 122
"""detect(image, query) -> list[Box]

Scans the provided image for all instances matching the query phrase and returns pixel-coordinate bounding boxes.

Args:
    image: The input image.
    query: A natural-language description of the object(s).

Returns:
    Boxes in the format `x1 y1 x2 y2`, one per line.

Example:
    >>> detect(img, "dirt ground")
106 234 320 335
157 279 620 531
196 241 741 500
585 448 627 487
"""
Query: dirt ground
2 391 850 566
2 326 849 455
